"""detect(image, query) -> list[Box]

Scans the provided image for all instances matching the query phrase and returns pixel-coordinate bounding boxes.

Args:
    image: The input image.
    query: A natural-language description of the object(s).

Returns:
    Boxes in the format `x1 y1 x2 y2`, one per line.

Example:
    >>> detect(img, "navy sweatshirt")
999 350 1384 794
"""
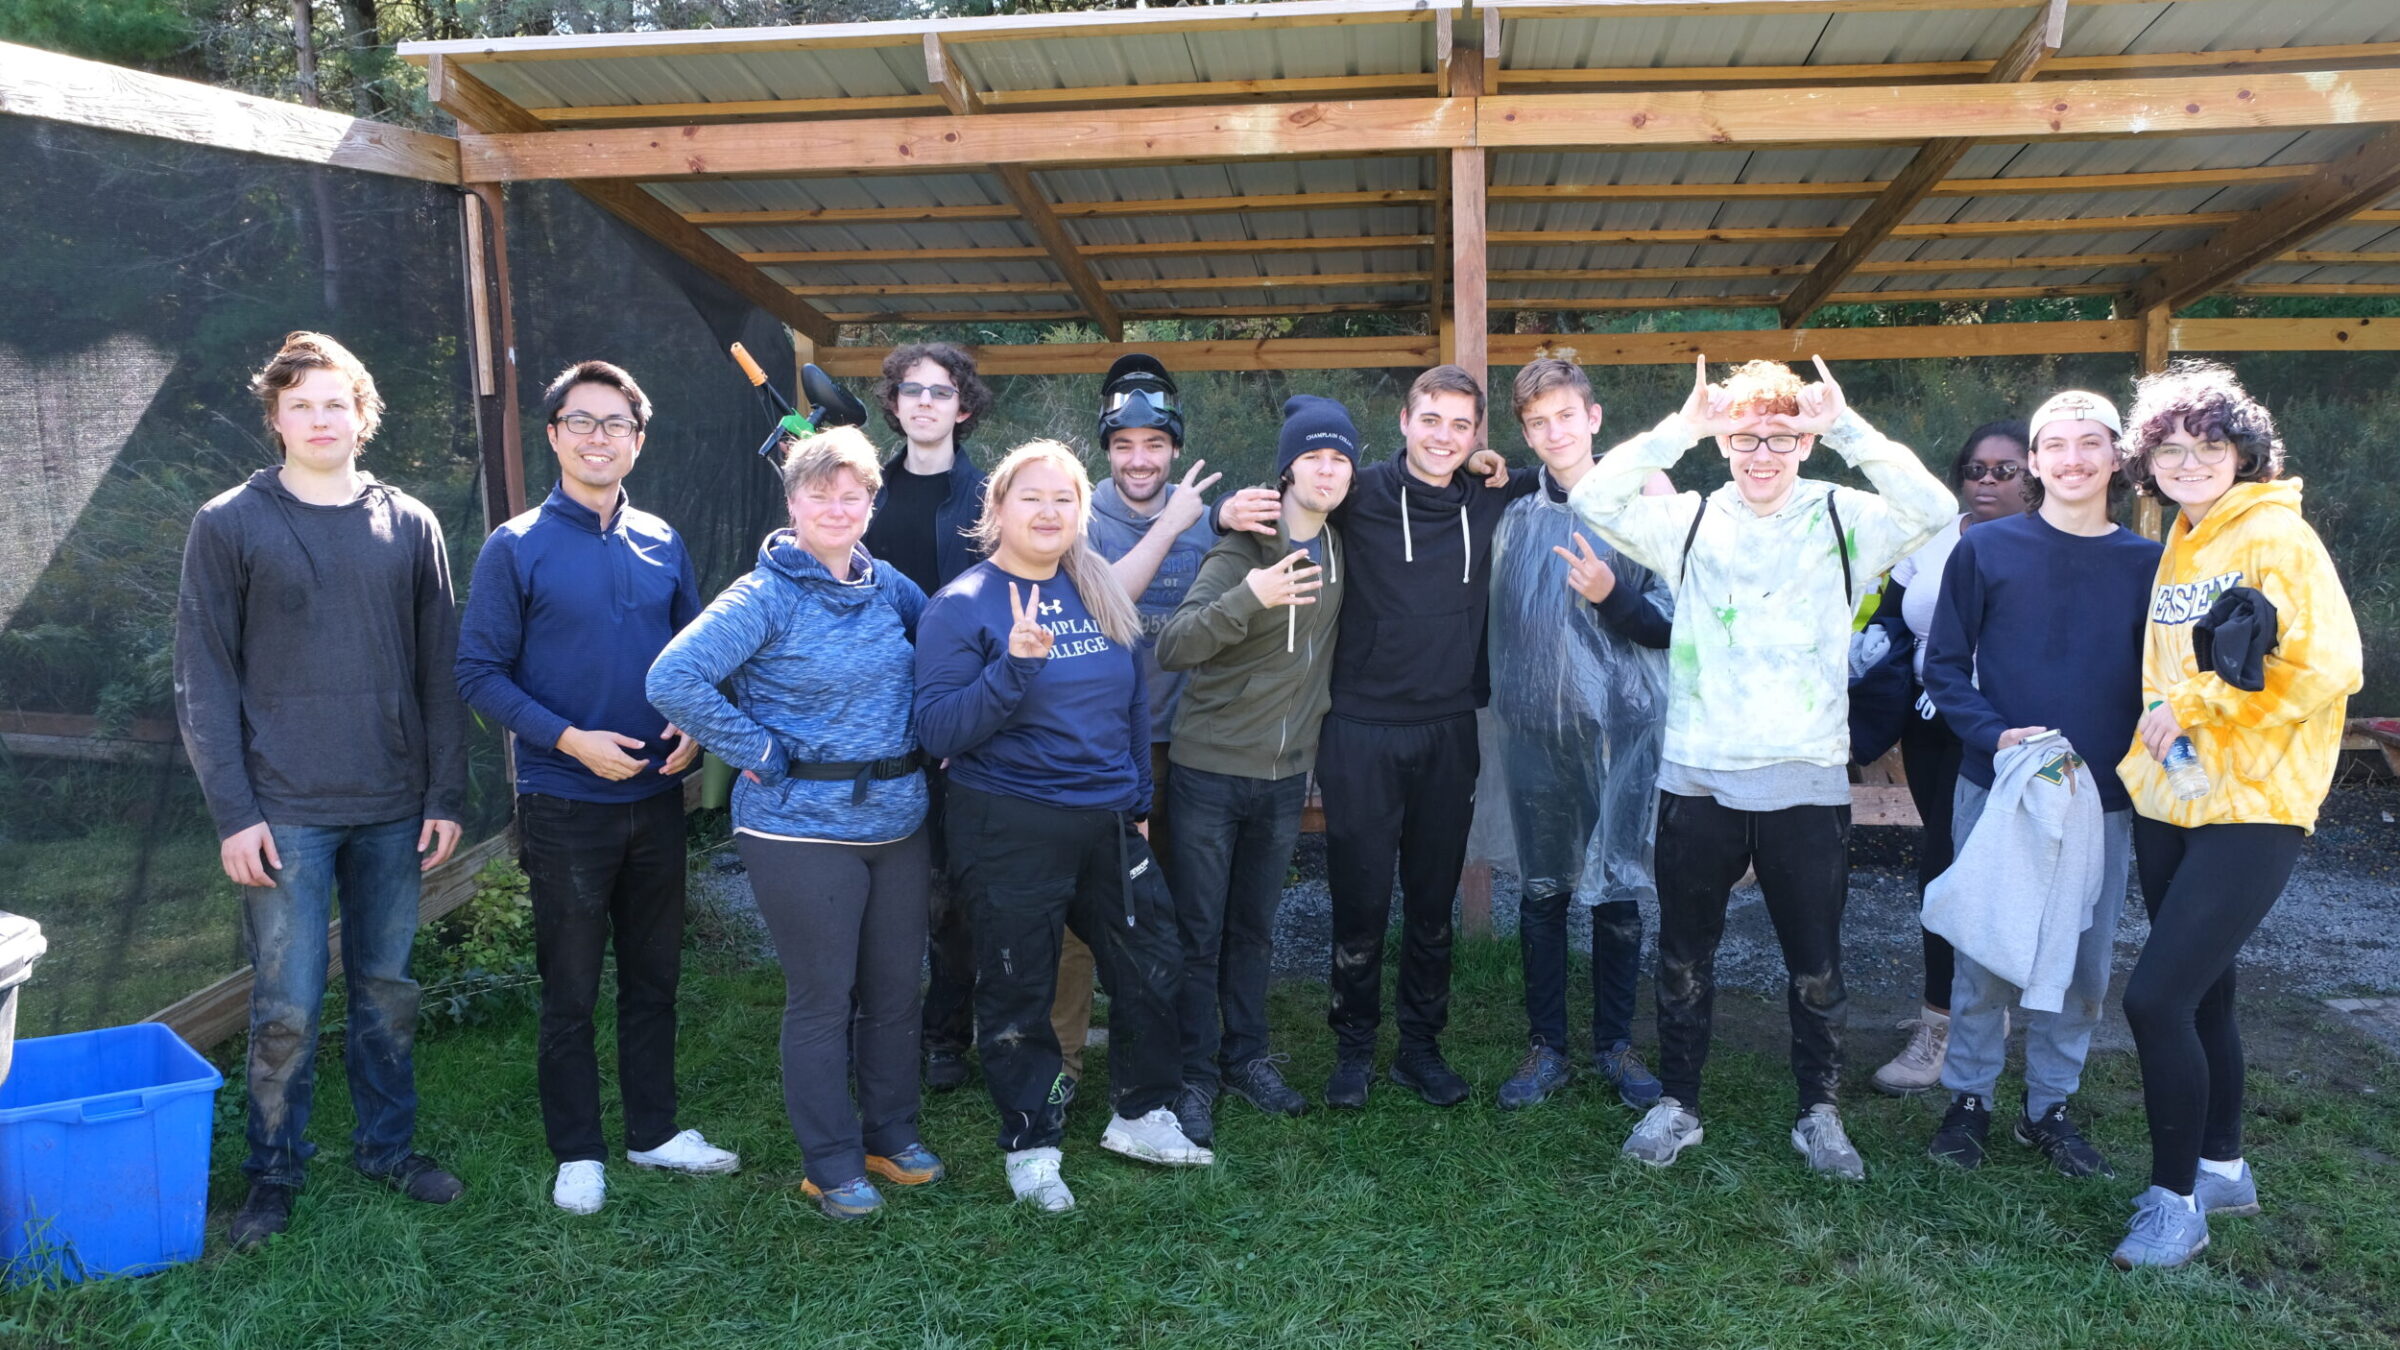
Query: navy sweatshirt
1327 454 1542 724
455 485 701 803
1922 512 2162 812
914 560 1152 813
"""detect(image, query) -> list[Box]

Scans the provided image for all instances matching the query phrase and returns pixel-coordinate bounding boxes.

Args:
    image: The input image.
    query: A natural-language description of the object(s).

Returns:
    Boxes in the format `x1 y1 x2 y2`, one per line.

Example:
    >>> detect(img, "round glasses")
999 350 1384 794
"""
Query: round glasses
1961 462 2023 483
2149 440 2233 467
554 412 640 439
1724 433 1804 455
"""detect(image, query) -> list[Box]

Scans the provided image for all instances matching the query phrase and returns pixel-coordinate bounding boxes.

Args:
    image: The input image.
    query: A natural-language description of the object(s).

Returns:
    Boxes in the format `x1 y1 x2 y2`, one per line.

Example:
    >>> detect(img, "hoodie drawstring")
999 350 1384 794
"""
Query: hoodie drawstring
1396 483 1471 583
1400 484 1413 563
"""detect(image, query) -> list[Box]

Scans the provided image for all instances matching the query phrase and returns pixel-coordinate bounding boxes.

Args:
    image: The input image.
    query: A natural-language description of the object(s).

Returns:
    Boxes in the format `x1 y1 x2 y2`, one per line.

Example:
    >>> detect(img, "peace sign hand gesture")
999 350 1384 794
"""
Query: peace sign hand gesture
1791 355 1849 435
1244 549 1324 609
1551 532 1619 603
1156 458 1226 535
1007 581 1055 660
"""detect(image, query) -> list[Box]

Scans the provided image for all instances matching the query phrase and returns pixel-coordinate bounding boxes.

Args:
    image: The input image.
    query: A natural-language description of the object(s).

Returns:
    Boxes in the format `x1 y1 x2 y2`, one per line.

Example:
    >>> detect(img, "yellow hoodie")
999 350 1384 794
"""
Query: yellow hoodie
2118 479 2363 832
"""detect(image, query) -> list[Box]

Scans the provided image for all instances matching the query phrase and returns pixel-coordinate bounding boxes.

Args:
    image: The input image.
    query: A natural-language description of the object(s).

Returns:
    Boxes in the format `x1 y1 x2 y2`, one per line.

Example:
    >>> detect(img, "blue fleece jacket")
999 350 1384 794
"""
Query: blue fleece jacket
645 533 928 843
455 484 700 803
914 559 1152 813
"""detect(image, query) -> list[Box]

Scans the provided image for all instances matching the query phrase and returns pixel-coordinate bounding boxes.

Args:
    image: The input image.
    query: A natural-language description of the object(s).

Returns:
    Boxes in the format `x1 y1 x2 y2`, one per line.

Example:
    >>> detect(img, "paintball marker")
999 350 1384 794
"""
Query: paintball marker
730 342 869 462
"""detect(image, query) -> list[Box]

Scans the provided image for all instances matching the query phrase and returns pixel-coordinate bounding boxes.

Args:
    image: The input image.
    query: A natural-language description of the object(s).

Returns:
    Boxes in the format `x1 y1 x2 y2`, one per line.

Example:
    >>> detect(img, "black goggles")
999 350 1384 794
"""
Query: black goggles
1102 387 1179 426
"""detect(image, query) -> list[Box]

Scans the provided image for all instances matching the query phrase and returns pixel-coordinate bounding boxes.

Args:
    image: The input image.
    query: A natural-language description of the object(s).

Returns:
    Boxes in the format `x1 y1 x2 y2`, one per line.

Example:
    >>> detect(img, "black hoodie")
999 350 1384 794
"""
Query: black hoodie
1327 452 1540 723
173 467 469 838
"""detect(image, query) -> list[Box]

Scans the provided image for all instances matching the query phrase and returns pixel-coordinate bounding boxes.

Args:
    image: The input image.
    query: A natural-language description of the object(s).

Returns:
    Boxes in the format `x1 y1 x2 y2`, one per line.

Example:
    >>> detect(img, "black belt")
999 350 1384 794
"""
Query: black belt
783 750 929 805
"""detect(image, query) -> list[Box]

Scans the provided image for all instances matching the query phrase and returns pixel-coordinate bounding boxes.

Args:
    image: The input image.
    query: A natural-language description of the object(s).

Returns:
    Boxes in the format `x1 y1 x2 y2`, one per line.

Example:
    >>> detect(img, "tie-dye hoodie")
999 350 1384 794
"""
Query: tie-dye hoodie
2117 478 2362 833
1568 408 1953 773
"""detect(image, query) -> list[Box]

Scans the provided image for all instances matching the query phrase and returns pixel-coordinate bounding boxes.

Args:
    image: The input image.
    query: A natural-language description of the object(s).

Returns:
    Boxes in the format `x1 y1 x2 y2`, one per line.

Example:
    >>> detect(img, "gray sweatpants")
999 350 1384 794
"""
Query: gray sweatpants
738 829 931 1189
1939 778 2130 1116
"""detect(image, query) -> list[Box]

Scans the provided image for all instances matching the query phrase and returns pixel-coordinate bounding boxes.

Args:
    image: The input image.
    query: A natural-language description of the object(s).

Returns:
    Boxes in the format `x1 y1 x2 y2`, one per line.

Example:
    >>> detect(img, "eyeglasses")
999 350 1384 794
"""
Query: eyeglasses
553 412 640 439
1961 462 2023 483
2149 440 2234 467
896 381 959 403
1723 433 1804 455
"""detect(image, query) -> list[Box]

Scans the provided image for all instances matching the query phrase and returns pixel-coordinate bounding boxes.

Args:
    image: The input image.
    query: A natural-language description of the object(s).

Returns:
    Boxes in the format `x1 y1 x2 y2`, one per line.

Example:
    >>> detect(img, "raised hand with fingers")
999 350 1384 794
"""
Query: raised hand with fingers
1156 458 1226 535
1215 485 1282 536
1791 354 1849 435
1008 581 1056 660
1552 532 1619 604
1244 550 1324 609
1679 353 1740 439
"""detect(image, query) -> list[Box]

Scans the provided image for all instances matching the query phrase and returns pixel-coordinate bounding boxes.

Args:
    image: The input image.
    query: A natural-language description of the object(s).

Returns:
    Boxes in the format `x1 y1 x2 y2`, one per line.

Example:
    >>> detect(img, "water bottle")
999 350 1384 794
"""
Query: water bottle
2160 729 2211 801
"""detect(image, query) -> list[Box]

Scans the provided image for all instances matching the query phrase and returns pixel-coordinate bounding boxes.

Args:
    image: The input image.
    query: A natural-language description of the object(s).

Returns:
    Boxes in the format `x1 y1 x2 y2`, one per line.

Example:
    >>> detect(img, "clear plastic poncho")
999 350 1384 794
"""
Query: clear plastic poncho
1488 480 1673 907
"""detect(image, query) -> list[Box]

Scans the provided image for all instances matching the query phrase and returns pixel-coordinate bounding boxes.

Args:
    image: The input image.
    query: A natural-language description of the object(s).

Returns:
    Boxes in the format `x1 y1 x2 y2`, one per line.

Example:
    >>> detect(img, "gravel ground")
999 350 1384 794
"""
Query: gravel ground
690 779 2400 1046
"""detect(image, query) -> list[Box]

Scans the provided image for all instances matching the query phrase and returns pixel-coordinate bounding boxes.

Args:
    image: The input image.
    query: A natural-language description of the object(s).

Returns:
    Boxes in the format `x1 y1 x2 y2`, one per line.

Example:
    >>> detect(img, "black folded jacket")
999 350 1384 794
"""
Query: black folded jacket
2192 586 2279 693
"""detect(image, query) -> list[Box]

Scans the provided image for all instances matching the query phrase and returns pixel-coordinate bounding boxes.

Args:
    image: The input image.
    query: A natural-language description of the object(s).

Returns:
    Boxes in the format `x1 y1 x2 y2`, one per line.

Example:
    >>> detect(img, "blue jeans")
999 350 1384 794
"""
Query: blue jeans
1166 765 1310 1090
1940 780 2130 1115
240 816 425 1187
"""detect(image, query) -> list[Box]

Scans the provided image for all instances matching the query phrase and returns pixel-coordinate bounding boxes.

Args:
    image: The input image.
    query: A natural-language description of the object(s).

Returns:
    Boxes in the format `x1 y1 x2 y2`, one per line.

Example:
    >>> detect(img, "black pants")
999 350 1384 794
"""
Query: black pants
1898 709 1963 1010
740 830 929 1190
921 768 976 1056
946 784 1182 1151
1521 892 1642 1052
517 790 688 1163
2126 816 2305 1194
1653 792 1851 1113
1319 712 1479 1058
1166 765 1309 1091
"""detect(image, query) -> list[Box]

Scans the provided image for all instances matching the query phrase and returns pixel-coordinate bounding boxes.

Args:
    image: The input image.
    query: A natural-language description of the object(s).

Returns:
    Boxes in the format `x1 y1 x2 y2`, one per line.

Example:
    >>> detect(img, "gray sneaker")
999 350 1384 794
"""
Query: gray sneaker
2112 1186 2211 1269
2194 1161 2261 1217
1622 1098 1703 1167
1790 1104 1867 1180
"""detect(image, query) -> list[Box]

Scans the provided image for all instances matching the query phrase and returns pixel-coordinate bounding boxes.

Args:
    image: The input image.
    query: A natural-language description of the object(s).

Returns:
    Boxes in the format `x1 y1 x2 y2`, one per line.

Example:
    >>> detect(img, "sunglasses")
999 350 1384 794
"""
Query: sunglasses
1962 462 2024 483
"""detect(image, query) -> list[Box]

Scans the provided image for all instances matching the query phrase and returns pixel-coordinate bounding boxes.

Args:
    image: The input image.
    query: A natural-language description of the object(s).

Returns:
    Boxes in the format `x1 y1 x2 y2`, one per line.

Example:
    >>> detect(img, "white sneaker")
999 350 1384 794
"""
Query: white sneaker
553 1159 605 1215
1791 1104 1868 1181
1623 1098 1704 1167
1099 1107 1216 1167
1005 1146 1076 1212
1870 1009 1949 1096
626 1128 741 1175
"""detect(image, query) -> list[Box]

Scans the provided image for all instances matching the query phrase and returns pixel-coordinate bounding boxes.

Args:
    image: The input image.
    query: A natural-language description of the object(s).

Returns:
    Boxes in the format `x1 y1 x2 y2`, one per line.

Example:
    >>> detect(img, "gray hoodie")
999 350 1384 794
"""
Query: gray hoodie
1921 733 2104 1012
1087 477 1220 744
173 467 469 838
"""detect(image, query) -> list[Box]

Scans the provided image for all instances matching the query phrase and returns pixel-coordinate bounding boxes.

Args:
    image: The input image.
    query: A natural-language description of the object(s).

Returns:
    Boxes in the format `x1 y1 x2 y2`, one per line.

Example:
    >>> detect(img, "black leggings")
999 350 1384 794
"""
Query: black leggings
1897 708 1961 1010
2125 816 2306 1194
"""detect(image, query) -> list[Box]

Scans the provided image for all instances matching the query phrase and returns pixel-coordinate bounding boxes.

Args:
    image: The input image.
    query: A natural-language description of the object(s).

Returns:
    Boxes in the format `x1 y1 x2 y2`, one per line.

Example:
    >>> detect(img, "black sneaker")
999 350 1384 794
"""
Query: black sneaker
228 1182 296 1251
924 1048 970 1094
362 1152 465 1204
2014 1101 2114 1178
1324 1055 1374 1110
1389 1047 1470 1107
1927 1092 1990 1169
1173 1083 1216 1148
1224 1055 1309 1118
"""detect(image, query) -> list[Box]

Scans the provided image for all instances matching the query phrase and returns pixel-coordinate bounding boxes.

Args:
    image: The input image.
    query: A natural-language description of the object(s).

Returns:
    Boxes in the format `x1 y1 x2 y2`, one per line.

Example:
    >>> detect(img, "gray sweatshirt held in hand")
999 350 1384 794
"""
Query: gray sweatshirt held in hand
1921 733 2104 1013
173 467 470 839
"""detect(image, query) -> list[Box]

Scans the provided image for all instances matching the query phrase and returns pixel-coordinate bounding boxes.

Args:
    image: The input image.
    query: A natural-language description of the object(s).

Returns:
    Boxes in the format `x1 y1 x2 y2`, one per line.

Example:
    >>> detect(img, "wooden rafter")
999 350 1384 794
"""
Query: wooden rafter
2129 123 2400 315
427 55 839 345
739 235 1432 265
1496 41 2400 92
787 272 1431 298
1778 0 2065 327
924 32 1122 339
1487 212 2254 246
683 189 1433 227
1499 164 2326 202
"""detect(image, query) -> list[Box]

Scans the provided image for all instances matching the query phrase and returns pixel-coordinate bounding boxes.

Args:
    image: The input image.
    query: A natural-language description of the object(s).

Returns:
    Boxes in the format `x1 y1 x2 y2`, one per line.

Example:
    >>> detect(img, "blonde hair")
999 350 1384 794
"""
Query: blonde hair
780 425 884 498
251 331 384 445
973 439 1142 646
1718 360 1805 418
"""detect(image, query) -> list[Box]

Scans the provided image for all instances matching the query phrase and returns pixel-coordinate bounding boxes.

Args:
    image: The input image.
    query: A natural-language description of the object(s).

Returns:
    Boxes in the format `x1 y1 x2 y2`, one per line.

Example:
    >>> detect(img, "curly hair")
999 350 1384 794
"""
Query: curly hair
2121 359 2284 498
1718 360 1804 418
876 342 993 444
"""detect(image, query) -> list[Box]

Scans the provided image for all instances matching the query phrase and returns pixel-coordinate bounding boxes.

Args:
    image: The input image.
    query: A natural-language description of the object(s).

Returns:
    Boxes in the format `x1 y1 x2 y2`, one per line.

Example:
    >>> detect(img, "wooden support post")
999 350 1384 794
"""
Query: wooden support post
463 184 525 527
2135 304 2171 540
1446 22 1487 389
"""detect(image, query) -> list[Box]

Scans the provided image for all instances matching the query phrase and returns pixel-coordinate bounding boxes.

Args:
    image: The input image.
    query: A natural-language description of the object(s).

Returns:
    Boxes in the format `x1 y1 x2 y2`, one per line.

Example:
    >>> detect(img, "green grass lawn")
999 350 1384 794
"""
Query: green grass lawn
9 940 2400 1349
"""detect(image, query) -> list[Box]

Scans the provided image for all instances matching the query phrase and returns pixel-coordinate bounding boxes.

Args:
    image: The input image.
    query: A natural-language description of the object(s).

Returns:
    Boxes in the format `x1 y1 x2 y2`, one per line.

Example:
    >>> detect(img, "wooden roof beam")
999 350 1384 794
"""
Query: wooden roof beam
428 56 839 346
1495 164 2325 202
2128 123 2400 315
787 271 1432 297
924 32 1122 339
1778 0 2065 327
1498 41 2400 92
683 189 1435 227
738 235 1433 265
1487 211 2282 246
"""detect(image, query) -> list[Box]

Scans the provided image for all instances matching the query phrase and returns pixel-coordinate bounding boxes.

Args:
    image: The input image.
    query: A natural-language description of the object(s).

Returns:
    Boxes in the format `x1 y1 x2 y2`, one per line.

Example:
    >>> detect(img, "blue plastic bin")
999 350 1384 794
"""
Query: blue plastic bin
0 1023 223 1283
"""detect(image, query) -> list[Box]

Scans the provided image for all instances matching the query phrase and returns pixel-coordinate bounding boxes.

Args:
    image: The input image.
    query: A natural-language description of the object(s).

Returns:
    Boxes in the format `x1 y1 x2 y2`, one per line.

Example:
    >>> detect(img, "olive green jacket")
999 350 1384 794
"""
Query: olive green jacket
1155 521 1346 781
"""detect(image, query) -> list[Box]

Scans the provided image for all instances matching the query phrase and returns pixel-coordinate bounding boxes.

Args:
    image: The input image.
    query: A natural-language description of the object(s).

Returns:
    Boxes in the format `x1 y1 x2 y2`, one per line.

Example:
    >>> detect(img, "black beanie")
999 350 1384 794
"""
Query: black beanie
1277 395 1360 478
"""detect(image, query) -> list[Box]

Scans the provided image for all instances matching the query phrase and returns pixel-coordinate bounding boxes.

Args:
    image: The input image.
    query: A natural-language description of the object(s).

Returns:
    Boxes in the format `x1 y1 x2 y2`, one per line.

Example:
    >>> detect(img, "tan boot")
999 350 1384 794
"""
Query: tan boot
1871 1007 1949 1095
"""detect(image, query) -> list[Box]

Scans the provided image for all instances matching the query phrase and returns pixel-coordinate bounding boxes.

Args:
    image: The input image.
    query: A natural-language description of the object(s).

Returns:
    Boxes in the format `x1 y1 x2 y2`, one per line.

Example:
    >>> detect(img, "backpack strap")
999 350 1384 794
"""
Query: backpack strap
1678 497 1705 586
1826 492 1854 606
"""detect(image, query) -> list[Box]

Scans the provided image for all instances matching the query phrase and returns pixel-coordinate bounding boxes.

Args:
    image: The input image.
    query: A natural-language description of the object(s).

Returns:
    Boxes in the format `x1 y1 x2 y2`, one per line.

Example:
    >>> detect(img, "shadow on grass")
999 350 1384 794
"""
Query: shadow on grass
9 939 2400 1349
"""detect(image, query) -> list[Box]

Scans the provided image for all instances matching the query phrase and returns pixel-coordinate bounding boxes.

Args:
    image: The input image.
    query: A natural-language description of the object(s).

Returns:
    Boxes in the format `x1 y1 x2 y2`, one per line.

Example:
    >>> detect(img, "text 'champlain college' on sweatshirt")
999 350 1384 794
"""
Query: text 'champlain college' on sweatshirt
1087 477 1220 745
1920 510 2160 814
174 468 470 839
645 532 928 846
912 559 1153 815
1155 519 1347 783
455 483 703 805
2117 478 2363 834
1325 449 1542 725
1923 734 2106 1014
1568 407 1957 776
